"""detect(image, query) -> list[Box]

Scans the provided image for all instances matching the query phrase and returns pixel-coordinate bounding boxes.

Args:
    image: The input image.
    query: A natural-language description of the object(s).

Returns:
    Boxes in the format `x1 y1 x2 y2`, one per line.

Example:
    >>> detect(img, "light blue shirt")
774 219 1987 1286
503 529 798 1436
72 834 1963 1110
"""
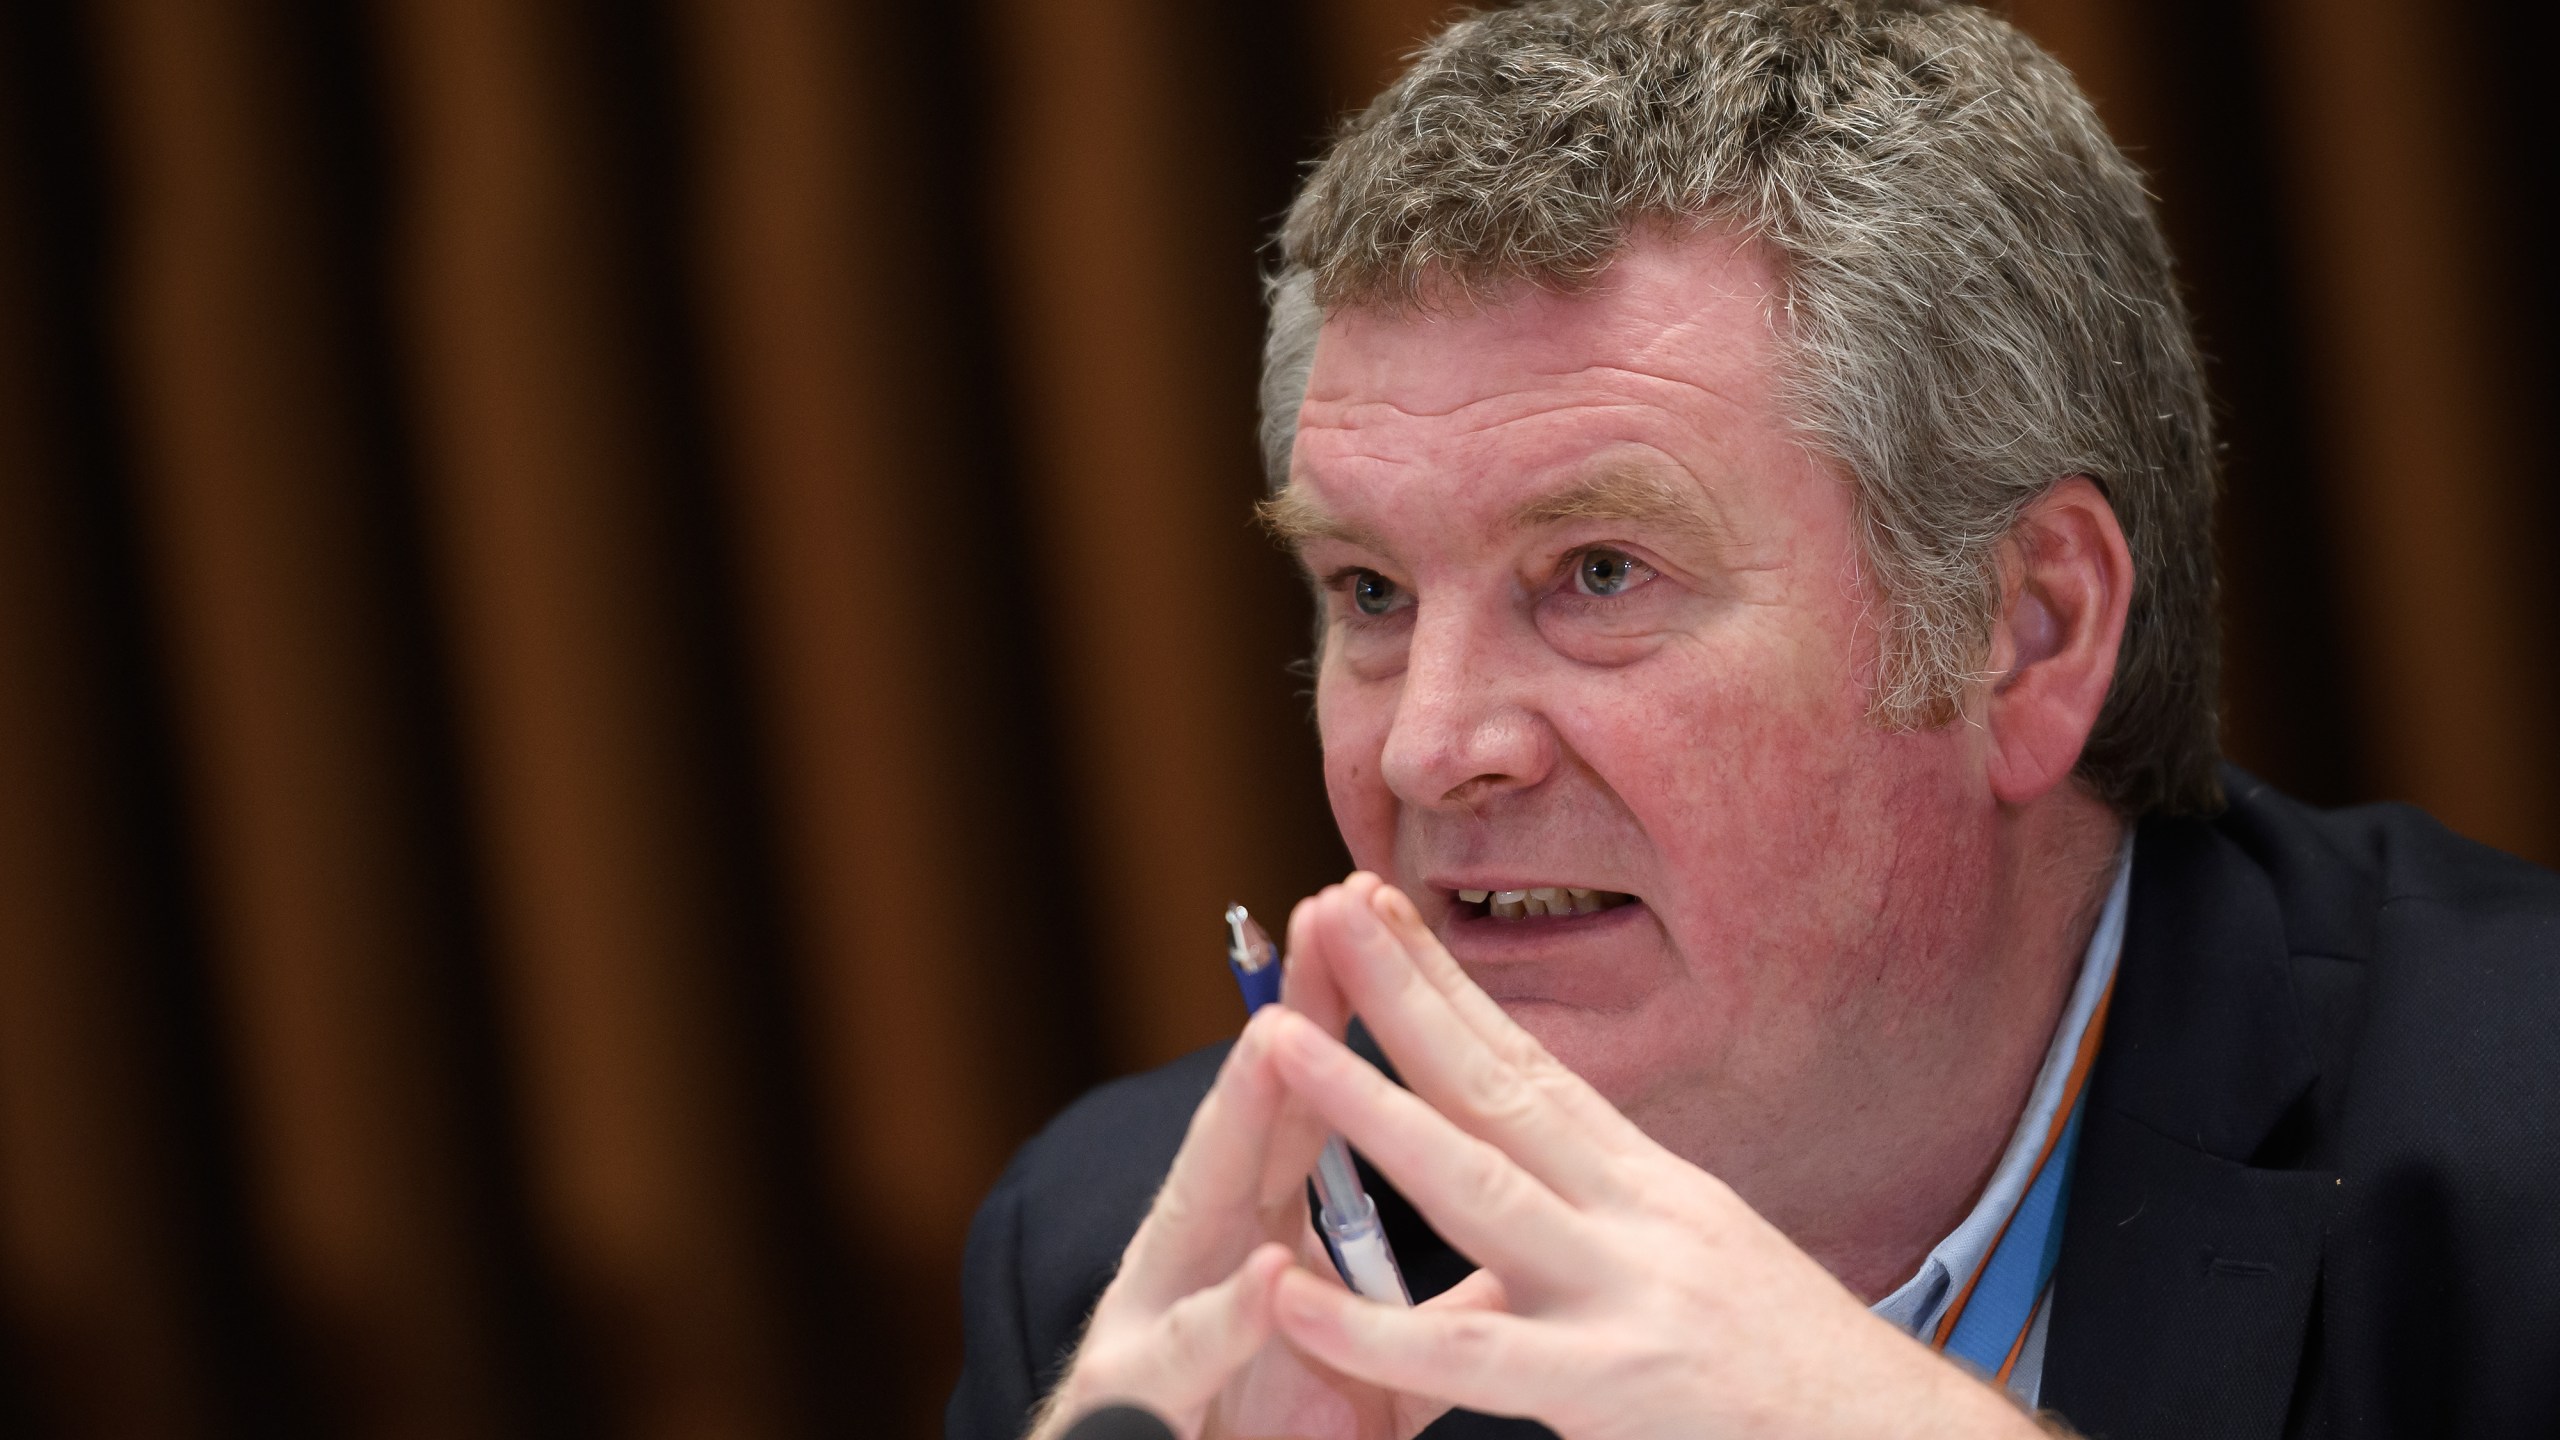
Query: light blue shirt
1867 842 2134 1406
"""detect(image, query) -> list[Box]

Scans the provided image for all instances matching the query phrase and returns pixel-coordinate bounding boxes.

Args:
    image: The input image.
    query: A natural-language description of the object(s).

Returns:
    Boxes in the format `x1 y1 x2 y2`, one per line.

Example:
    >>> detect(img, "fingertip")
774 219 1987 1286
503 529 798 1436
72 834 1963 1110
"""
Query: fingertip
1372 883 1421 928
1226 1242 1294 1315
1247 1240 1295 1280
1370 883 1470 989
1257 1006 1334 1071
1286 894 1320 949
1256 1008 1316 1070
1272 1263 1344 1326
1231 1005 1283 1062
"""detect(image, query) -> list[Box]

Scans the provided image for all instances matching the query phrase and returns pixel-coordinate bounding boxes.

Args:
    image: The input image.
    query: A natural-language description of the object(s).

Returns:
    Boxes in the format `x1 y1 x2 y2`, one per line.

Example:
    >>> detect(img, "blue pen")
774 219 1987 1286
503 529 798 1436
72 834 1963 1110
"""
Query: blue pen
1224 903 1412 1305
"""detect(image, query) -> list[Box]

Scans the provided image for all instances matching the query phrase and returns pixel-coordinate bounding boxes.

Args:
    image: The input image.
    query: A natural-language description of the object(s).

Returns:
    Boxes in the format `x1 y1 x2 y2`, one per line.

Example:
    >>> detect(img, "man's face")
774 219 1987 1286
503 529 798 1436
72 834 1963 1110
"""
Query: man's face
1283 231 2003 1167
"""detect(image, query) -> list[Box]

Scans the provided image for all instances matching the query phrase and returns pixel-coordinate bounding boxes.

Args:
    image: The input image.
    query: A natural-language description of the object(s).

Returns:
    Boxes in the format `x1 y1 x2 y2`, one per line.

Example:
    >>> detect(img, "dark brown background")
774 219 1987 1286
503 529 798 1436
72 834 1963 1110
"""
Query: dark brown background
1 0 2553 1436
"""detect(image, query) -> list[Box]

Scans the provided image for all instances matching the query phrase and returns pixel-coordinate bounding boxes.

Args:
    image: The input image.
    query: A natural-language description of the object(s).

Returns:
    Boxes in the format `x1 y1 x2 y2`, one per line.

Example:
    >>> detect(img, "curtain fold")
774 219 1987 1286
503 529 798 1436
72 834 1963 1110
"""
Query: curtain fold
371 0 821 1433
0 36 223 1433
2251 0 2559 862
663 2 1059 1429
983 0 1347 1073
85 0 525 1430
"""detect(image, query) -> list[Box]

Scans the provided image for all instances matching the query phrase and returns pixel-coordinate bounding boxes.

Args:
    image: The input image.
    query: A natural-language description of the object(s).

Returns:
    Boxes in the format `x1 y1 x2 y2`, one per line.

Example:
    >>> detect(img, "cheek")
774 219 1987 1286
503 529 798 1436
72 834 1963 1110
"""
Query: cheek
1566 609 1982 992
1603 670 1855 874
1659 723 1986 1016
1315 668 1400 871
1573 609 1867 813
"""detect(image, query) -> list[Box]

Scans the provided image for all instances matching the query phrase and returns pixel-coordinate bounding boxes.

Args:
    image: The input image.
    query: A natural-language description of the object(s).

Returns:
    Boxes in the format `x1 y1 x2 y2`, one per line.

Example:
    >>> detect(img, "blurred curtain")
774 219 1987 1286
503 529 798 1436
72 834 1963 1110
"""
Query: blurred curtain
0 0 2551 1438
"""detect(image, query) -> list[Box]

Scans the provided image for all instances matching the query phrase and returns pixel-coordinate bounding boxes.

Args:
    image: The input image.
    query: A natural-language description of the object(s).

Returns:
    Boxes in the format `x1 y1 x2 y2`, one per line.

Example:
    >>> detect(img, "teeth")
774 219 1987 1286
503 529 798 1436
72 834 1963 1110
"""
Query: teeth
1469 887 1633 921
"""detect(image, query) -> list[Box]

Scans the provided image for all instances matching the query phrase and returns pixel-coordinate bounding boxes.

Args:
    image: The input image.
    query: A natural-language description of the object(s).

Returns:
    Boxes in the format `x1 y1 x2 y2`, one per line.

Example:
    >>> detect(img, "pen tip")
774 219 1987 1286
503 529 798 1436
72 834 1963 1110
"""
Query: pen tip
1224 903 1277 973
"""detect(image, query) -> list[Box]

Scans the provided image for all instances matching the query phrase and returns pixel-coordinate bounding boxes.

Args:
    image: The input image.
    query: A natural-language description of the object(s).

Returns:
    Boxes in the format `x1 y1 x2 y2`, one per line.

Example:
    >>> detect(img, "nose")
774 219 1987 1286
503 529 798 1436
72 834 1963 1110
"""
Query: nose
1377 603 1556 809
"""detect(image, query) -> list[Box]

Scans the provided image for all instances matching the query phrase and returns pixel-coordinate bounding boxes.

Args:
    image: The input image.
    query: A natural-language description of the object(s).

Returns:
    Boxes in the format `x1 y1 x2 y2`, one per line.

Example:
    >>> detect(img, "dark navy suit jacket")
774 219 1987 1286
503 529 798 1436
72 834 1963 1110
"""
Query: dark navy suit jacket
948 771 2560 1438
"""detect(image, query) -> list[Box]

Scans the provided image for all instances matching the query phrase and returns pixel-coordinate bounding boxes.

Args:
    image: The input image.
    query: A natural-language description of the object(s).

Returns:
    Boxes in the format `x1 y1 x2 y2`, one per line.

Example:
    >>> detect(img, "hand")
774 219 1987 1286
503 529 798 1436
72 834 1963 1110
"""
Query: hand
1260 875 2046 1440
1029 1005 1485 1440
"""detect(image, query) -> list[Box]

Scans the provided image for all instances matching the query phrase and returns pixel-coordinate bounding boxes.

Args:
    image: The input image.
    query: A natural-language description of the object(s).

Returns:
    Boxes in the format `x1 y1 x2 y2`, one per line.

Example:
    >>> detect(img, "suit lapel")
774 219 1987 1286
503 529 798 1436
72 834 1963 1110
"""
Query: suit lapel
2040 815 2338 1439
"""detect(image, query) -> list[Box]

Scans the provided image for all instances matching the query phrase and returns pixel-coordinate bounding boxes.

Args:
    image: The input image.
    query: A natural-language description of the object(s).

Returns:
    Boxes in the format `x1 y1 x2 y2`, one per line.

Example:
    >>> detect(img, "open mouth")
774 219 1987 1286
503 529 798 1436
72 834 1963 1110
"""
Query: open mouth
1454 887 1637 921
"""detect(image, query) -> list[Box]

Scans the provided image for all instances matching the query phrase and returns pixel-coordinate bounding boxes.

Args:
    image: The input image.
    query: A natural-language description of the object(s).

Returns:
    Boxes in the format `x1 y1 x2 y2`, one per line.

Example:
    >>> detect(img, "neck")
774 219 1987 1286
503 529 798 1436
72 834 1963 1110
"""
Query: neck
1740 792 2127 1301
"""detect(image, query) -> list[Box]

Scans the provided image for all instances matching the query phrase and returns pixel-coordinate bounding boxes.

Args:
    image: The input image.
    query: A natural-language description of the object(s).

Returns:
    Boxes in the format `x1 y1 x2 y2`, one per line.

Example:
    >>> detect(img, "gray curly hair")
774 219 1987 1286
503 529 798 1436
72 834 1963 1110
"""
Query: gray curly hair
1261 0 2220 816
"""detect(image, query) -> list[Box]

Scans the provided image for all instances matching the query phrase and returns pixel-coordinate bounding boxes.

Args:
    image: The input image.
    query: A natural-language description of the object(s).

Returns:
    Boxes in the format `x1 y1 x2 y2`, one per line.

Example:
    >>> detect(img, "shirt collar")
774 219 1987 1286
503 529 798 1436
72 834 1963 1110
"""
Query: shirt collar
1869 838 2136 1338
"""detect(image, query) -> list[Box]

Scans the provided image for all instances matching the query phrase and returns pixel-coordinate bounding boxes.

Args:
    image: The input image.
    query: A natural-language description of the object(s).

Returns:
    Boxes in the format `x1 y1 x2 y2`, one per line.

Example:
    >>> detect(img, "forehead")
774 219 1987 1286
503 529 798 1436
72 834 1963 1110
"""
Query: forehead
1293 228 1790 479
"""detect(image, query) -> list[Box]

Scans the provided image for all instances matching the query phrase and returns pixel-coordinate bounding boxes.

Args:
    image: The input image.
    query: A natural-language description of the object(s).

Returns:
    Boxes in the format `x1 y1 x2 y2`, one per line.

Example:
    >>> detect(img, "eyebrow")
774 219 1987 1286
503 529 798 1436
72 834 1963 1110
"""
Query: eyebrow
1505 466 1730 545
1258 465 1731 554
1255 486 1384 550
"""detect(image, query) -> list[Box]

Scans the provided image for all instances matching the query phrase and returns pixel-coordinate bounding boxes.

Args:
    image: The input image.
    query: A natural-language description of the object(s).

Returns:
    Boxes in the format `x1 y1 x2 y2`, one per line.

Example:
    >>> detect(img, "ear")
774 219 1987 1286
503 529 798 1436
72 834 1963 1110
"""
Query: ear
1981 477 2134 807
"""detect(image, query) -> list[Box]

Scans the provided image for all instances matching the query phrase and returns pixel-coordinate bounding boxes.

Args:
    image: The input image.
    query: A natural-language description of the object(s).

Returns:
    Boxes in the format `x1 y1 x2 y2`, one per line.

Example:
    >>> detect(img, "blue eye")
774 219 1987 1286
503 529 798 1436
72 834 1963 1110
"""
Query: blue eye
1351 570 1402 616
1576 548 1640 596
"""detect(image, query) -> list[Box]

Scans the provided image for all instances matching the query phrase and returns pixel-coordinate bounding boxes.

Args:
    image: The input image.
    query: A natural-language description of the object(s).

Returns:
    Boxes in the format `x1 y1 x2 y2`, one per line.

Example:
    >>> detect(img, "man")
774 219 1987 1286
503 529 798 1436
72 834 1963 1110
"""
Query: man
949 2 2560 1436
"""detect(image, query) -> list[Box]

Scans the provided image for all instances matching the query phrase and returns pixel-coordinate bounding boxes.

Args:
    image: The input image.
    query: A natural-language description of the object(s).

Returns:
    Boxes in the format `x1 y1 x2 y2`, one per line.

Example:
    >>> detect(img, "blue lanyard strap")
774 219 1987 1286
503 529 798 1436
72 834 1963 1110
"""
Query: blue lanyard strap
1939 1088 2088 1374
1932 973 2115 1379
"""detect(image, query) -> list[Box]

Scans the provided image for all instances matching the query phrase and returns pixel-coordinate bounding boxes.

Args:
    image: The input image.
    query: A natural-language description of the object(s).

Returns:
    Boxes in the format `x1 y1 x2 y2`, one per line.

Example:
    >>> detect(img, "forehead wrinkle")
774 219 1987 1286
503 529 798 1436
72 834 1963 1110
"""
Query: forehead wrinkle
1265 460 1746 567
1309 360 1736 432
1275 356 1760 557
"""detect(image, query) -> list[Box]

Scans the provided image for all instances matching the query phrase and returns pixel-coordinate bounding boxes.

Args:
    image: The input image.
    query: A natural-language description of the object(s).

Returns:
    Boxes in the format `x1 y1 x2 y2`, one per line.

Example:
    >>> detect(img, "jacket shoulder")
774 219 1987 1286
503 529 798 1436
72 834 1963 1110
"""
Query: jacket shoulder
2214 767 2560 963
2205 771 2560 1124
2200 785 2560 1430
2051 775 2560 1435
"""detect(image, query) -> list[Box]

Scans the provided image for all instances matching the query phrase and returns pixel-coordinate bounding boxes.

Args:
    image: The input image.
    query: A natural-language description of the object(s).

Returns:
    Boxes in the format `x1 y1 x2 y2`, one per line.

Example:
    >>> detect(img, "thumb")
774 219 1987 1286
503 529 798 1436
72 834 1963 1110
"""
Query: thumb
1151 1242 1294 1403
1383 1268 1504 1440
1041 1244 1293 1440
